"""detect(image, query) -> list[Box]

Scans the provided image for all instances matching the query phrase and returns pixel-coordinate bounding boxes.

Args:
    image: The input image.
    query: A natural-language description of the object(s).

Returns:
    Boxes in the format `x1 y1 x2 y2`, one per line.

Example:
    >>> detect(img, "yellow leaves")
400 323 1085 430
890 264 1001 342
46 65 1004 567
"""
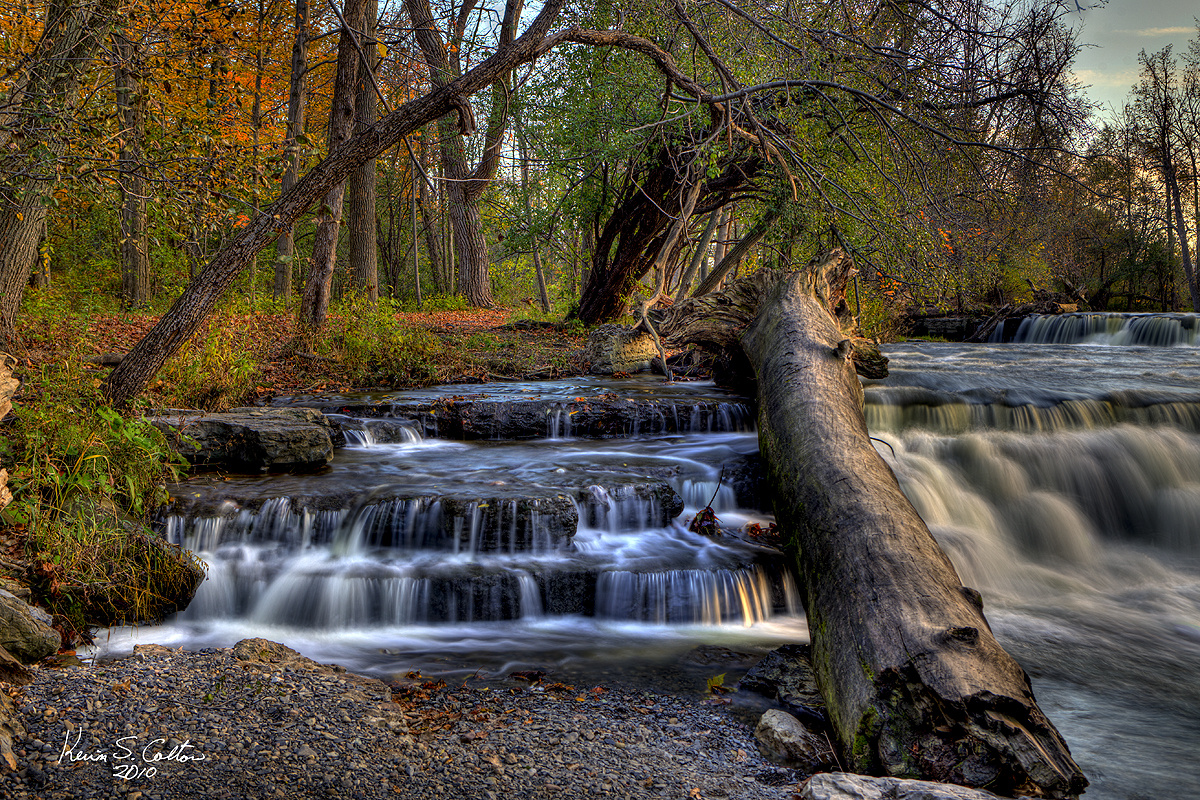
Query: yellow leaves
377 41 388 59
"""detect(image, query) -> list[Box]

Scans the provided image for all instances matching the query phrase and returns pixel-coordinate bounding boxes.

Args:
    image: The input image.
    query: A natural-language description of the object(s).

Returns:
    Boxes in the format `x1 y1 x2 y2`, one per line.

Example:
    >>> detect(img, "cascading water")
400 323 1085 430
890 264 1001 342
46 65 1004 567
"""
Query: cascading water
95 359 1200 798
992 311 1200 345
866 343 1200 800
120 379 801 679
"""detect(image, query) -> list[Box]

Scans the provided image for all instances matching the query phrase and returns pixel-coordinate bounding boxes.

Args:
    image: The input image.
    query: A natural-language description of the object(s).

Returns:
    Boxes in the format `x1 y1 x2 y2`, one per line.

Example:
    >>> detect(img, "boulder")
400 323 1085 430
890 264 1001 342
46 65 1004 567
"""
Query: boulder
755 708 835 770
739 643 828 727
801 772 1031 800
0 643 33 686
0 589 60 663
149 407 333 472
70 533 206 626
584 325 659 374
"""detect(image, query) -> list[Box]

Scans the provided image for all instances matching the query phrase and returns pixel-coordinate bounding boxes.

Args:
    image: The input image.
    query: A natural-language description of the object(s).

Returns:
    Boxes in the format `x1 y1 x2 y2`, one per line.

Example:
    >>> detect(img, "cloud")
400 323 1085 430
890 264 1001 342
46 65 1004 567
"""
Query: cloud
1122 26 1194 37
1072 68 1139 88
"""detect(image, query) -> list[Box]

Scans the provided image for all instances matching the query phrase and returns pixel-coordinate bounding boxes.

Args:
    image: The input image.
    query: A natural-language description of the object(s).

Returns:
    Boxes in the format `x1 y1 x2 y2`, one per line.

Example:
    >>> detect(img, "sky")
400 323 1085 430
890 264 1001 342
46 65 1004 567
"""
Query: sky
1071 0 1198 119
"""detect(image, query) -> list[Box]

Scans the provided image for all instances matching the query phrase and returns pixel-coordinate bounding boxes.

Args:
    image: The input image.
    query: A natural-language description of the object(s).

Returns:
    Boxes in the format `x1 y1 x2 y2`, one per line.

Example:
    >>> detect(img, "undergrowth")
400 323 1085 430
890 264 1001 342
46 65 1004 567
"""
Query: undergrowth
307 296 446 385
155 307 262 410
0 358 202 640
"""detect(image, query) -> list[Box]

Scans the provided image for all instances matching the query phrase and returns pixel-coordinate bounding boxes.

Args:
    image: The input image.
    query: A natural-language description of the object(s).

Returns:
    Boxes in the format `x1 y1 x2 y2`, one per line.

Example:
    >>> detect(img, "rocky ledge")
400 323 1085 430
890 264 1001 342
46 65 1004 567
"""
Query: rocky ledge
147 408 333 472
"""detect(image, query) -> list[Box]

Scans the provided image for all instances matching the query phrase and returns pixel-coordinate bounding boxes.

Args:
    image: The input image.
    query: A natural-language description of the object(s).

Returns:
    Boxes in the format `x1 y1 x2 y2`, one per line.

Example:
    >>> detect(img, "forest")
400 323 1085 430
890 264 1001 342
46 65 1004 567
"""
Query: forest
2 0 1199 369
2 1 1200 798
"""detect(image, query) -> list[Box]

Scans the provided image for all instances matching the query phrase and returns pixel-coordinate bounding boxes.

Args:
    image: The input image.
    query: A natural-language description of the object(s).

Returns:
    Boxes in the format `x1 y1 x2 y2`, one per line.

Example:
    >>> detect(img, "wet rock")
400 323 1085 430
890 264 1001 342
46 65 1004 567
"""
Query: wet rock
739 644 827 727
678 645 760 668
577 481 684 531
584 325 659 374
165 490 581 553
316 396 754 440
325 415 422 447
149 407 333 471
800 772 1028 800
0 589 60 664
754 709 834 770
722 453 767 510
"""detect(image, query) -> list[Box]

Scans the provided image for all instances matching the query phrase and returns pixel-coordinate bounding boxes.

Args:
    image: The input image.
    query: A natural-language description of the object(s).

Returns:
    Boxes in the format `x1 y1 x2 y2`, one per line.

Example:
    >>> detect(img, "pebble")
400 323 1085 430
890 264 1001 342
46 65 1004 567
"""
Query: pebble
2 645 801 799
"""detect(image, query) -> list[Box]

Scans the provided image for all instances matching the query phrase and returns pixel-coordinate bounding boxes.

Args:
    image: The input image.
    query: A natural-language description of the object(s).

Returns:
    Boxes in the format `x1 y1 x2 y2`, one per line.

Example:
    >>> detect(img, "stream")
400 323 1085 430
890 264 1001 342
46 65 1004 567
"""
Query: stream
94 313 1200 799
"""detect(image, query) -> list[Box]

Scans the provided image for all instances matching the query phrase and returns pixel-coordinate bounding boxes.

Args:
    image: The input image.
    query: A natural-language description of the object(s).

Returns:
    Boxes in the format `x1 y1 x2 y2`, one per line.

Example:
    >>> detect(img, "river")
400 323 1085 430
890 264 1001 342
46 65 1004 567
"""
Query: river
94 318 1200 799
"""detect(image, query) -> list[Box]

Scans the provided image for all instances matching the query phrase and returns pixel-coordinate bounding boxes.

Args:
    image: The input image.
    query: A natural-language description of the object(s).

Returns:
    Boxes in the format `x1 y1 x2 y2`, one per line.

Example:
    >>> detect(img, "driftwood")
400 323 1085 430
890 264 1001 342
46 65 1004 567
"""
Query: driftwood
0 353 16 422
0 355 15 514
661 250 1086 798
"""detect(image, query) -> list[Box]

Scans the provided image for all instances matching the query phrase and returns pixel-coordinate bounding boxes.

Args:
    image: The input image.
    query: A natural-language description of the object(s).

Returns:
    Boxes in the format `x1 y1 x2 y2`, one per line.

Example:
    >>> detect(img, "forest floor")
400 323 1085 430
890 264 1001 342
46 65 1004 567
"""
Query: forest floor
14 305 594 409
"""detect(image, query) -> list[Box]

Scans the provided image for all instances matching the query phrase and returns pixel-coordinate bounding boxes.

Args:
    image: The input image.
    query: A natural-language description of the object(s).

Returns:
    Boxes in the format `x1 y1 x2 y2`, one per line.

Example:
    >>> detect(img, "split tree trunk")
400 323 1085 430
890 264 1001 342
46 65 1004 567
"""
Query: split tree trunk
661 251 1086 799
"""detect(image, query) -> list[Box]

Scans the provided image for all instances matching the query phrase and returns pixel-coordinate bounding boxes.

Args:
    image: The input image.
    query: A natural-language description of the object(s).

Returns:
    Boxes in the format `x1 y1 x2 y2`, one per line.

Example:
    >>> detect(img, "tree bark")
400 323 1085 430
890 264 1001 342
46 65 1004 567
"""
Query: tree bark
113 31 150 307
348 0 379 302
299 0 366 333
405 0 523 309
0 0 119 347
661 252 1086 799
103 0 569 407
692 207 779 296
673 208 720 302
274 0 309 301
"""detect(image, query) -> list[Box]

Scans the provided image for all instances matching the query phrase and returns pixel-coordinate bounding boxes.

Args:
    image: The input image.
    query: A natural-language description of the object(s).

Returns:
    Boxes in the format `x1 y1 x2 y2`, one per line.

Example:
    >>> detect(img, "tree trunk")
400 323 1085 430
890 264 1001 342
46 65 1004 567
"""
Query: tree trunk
298 0 366 333
348 0 379 302
103 0 568 407
406 0 523 309
274 0 310 301
693 207 779 296
517 115 551 312
113 31 150 307
673 208 720 301
1167 161 1198 309
416 138 445 294
661 252 1086 798
0 0 119 347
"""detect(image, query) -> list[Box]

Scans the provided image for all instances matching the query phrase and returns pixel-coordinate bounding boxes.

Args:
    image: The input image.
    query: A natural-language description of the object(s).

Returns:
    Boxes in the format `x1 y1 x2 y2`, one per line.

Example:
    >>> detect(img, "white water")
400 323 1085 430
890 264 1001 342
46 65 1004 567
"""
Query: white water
92 361 1200 798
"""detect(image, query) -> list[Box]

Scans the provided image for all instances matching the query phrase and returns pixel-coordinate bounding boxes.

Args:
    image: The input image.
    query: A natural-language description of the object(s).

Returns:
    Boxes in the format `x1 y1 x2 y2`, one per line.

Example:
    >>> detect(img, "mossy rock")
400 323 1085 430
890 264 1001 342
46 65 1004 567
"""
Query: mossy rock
33 530 205 631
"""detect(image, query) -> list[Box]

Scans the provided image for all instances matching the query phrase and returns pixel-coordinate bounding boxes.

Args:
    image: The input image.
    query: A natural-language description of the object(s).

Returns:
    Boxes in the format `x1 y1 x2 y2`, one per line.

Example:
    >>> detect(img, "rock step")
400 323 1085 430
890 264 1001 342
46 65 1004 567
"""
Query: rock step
148 407 333 472
162 479 684 554
185 555 795 629
297 397 754 440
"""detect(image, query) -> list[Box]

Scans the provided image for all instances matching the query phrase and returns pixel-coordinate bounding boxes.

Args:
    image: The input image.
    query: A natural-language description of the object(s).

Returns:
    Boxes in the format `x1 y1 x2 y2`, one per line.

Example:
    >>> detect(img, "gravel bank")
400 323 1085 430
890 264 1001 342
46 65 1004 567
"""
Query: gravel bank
3 640 804 799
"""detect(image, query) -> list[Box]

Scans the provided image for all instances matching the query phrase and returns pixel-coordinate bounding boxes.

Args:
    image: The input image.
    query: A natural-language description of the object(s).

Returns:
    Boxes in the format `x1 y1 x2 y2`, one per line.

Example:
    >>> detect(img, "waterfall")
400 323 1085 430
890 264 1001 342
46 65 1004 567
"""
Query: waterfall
997 312 1200 346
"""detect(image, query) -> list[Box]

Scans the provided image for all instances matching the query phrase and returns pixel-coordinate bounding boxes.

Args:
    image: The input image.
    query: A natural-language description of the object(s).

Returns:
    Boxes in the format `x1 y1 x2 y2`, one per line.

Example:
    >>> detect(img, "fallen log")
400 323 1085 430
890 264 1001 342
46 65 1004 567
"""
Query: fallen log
661 250 1086 798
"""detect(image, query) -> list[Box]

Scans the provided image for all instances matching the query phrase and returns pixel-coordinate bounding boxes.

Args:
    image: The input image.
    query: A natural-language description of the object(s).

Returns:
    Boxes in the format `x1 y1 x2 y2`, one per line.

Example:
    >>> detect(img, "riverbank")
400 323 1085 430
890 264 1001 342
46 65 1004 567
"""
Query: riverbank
2 639 801 800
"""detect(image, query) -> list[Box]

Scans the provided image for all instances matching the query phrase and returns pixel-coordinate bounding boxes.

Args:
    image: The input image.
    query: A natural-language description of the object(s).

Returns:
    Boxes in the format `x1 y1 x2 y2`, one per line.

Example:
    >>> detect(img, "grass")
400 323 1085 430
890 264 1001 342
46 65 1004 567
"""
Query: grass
0 356 202 639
